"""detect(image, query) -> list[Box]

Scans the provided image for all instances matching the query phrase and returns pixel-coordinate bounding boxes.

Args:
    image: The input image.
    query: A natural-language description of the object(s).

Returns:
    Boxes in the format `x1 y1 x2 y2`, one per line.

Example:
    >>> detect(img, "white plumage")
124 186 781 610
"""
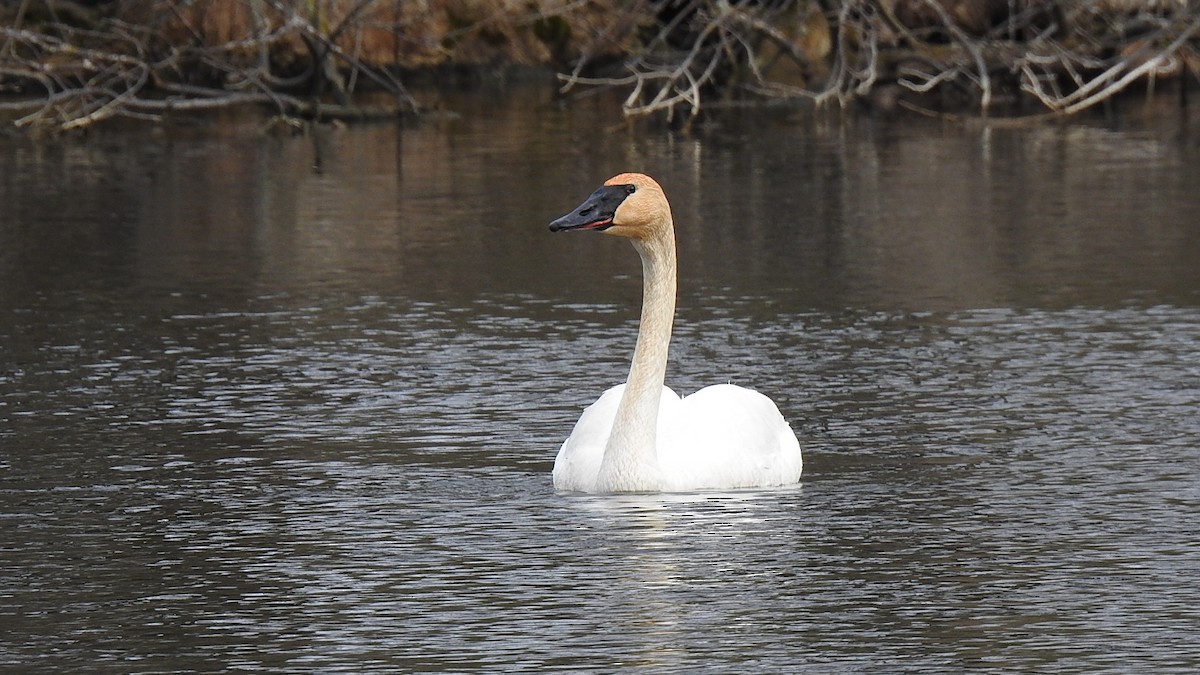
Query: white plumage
547 173 803 493
553 384 803 492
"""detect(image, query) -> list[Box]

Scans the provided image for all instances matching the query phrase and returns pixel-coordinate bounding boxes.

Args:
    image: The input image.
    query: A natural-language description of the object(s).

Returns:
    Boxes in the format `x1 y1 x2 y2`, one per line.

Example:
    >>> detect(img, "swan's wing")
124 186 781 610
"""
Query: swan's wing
552 384 624 492
553 385 684 492
659 383 803 490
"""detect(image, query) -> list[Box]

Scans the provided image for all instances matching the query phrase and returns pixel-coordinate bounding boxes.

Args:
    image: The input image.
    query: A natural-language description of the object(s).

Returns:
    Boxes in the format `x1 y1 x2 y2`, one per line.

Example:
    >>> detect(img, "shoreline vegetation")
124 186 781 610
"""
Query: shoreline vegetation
1 0 1197 132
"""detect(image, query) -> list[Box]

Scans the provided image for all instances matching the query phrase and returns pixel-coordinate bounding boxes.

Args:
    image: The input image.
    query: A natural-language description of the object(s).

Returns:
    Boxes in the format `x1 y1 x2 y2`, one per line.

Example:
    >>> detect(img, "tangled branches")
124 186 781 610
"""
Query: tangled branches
3 0 1197 130
1015 4 1200 114
559 0 1200 123
0 0 418 132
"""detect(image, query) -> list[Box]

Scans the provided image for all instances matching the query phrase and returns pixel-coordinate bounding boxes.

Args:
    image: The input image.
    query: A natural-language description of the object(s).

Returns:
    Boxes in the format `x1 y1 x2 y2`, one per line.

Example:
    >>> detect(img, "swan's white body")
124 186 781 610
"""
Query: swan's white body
548 173 803 493
553 383 803 492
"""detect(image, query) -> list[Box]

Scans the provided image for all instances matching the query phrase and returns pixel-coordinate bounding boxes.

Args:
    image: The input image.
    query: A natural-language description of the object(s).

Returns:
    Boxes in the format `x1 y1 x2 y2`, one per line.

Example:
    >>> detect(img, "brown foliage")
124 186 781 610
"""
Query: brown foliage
557 0 1200 123
113 0 626 70
0 0 632 130
1 0 1197 131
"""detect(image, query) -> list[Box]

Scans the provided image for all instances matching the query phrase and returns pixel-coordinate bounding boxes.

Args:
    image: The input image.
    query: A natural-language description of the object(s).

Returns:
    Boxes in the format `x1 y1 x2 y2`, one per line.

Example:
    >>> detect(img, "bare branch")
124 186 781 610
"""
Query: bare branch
0 0 419 132
557 0 1200 122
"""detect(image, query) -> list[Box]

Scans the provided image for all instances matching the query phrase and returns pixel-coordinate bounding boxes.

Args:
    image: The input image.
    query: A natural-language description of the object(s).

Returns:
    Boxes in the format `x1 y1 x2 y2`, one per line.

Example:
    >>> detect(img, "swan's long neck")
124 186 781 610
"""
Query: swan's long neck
597 226 677 491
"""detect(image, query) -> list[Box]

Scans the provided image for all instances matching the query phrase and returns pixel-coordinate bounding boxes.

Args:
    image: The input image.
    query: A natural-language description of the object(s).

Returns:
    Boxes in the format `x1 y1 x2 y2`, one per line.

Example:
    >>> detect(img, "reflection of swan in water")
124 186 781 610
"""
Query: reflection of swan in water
548 173 803 493
564 489 795 668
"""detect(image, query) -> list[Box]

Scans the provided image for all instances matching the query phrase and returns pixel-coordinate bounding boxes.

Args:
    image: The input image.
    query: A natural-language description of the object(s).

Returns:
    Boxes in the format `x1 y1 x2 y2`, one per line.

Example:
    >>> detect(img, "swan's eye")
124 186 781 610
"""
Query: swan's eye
625 185 636 195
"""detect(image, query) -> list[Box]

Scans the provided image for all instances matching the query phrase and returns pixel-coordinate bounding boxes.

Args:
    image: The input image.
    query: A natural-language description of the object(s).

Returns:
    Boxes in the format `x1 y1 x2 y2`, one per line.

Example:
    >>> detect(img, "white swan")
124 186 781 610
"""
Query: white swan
548 173 803 493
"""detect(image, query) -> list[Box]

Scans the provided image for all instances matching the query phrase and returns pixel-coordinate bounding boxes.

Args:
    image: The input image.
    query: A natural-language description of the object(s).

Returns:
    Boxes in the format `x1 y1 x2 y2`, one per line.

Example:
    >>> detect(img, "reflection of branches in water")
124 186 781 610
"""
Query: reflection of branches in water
0 0 418 131
560 0 1200 122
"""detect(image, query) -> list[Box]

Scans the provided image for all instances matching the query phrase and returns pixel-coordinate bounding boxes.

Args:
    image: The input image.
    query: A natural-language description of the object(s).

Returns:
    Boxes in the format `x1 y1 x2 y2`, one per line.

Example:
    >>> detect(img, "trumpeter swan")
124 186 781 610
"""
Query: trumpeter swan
548 173 803 493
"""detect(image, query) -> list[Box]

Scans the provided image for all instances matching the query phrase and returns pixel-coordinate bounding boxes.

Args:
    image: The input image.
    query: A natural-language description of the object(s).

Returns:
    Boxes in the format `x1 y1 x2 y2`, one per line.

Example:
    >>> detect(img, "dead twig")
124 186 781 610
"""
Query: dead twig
0 0 418 132
557 0 1200 123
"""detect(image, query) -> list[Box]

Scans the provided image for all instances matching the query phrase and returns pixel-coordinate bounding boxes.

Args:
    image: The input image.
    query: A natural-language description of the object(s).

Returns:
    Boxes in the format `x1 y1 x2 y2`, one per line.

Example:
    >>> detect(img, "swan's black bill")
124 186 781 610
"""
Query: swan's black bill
548 184 633 232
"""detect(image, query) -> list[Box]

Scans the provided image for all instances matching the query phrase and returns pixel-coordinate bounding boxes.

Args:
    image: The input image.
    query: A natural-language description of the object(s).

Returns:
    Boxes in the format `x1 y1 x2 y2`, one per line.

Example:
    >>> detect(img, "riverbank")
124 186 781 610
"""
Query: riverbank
1 0 1197 132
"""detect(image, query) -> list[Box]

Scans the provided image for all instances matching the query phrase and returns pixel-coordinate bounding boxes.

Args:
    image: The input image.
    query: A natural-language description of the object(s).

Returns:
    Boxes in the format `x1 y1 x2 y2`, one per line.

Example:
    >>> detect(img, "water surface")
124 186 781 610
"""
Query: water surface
2 91 1199 671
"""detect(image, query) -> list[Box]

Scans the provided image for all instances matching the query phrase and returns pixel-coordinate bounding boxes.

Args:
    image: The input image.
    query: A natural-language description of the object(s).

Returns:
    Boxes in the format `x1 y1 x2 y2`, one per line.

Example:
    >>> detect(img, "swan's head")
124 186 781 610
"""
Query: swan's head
549 173 672 241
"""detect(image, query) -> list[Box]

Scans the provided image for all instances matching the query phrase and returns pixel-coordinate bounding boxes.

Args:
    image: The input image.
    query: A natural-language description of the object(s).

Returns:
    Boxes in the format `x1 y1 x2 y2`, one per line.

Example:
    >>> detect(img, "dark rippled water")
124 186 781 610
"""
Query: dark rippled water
2 91 1200 671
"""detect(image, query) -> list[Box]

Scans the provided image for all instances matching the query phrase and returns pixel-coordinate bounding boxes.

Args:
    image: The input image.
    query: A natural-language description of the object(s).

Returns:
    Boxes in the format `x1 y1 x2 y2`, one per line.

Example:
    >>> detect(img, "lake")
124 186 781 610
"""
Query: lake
1 85 1199 672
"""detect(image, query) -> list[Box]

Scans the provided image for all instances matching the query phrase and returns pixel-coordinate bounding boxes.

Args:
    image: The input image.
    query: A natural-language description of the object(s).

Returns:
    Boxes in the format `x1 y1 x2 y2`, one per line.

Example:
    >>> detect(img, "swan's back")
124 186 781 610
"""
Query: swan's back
552 383 802 492
659 384 802 491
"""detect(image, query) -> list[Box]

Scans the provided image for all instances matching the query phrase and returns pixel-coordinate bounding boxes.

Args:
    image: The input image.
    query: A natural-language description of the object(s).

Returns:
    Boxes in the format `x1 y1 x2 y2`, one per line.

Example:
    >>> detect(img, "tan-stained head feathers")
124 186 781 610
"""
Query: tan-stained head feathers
548 172 674 243
600 173 672 241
